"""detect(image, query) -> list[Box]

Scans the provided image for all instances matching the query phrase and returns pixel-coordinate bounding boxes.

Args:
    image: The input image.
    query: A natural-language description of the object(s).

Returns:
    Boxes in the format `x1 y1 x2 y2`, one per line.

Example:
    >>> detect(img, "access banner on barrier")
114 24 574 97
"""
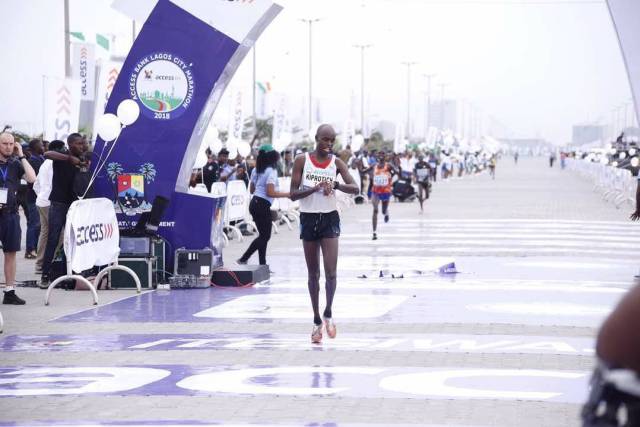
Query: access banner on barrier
225 180 249 222
64 198 120 273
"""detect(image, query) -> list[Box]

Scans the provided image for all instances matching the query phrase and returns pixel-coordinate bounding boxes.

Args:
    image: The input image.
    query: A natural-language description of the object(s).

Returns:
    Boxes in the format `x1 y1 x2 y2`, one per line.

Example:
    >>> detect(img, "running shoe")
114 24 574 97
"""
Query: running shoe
324 317 337 339
235 259 247 266
311 324 323 344
384 214 389 223
372 233 377 241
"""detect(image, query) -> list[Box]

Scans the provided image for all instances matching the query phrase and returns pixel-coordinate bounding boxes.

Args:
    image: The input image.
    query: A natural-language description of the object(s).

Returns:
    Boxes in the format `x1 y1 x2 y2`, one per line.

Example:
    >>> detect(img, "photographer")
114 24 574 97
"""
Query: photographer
0 132 36 304
39 133 88 288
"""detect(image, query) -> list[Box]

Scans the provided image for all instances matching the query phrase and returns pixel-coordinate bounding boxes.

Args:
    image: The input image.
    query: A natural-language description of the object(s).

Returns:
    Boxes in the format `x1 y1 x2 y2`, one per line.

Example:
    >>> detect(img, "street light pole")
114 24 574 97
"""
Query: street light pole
423 73 436 140
468 102 474 139
354 44 372 134
401 61 417 138
438 83 449 131
300 18 321 134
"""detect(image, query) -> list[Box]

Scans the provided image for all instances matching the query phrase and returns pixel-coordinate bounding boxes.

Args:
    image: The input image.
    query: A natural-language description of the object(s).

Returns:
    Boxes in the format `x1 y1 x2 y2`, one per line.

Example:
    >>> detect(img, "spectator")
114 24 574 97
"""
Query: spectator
236 145 290 266
217 149 234 182
282 150 294 177
201 149 219 192
24 139 45 259
234 158 249 187
33 140 64 274
0 132 36 304
16 143 30 230
40 133 88 288
338 144 352 164
399 151 416 179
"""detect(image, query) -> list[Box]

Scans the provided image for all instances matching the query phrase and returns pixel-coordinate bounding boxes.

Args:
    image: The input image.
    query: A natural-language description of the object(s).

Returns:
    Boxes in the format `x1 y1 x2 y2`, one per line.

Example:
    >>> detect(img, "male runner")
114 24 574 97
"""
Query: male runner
371 150 395 240
413 154 431 214
290 124 359 343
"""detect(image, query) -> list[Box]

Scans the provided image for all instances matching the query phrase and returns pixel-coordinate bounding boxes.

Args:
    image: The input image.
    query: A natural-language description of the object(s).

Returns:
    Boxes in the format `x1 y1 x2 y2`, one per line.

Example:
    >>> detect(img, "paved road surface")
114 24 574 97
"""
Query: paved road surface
1 157 638 427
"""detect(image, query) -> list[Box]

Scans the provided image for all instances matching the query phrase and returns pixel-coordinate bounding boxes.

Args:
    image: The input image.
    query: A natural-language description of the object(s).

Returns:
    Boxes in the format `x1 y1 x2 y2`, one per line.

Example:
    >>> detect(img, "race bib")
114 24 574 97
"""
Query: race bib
0 188 7 205
416 169 429 179
373 175 389 186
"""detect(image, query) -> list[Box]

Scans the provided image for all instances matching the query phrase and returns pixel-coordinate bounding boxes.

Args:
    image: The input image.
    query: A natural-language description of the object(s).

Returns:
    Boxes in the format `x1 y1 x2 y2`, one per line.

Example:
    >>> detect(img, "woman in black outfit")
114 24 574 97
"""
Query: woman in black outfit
237 145 290 266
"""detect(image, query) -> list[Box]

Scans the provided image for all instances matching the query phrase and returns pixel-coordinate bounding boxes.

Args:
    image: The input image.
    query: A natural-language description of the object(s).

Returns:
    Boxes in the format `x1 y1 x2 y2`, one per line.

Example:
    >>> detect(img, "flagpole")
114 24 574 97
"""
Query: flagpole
252 45 257 141
42 75 46 139
64 0 71 77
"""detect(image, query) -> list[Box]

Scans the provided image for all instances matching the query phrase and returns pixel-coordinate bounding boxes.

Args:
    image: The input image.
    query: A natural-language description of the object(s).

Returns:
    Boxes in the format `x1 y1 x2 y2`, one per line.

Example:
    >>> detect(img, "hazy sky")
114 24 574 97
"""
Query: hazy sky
1 0 636 144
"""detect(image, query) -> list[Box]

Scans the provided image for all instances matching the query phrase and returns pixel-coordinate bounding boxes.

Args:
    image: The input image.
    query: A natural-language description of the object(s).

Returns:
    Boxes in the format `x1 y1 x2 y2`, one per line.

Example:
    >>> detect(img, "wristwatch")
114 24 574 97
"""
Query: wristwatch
18 156 26 160
333 181 339 190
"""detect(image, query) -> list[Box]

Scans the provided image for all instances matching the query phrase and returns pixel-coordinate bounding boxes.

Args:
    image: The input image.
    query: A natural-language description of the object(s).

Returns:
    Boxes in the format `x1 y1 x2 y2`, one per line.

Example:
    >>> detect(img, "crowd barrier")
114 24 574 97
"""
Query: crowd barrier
44 198 142 306
567 159 636 209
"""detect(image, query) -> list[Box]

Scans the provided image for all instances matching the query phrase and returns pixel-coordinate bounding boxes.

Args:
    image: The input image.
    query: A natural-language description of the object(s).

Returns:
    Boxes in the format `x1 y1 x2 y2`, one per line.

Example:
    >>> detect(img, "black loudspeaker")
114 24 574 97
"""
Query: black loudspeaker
175 248 214 276
211 264 270 287
135 195 170 234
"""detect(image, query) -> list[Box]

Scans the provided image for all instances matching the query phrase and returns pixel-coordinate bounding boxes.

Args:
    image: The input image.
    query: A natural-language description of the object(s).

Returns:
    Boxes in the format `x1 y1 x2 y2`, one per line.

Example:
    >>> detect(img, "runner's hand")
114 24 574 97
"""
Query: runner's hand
631 211 640 221
318 181 333 196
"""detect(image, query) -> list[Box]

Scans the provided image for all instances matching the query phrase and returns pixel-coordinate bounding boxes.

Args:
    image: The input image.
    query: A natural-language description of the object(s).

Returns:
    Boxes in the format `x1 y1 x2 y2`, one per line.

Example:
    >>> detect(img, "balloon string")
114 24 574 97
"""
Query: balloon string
85 135 112 195
81 126 124 200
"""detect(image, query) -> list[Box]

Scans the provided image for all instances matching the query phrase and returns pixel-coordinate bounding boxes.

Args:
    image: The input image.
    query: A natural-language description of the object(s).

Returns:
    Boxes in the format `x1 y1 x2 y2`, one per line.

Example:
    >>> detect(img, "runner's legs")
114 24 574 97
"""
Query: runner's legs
319 237 338 319
303 239 322 325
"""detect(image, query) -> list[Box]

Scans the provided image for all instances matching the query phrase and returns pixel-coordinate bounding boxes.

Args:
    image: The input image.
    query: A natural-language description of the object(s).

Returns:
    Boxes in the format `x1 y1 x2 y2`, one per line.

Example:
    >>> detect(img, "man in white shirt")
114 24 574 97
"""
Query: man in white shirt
399 151 416 179
32 140 64 274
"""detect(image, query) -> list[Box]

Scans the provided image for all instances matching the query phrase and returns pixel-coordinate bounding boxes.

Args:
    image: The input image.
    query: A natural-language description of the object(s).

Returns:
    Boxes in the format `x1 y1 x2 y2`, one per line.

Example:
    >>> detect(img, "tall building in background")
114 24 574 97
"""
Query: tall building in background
572 124 605 146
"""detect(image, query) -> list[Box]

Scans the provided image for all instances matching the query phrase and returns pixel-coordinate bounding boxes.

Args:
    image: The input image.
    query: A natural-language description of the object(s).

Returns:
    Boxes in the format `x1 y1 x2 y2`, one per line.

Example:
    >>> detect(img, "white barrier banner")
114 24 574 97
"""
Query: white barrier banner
72 43 96 101
608 0 640 127
64 198 120 272
43 77 81 142
342 118 355 148
227 88 244 144
225 180 248 222
92 61 121 142
272 93 290 151
394 121 407 154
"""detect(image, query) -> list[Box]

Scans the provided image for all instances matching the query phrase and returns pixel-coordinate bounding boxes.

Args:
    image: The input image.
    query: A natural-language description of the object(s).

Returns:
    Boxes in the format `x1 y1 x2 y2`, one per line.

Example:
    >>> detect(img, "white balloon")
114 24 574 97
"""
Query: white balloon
612 161 619 167
237 141 251 157
116 99 140 126
273 137 288 152
194 151 208 168
226 142 238 159
203 127 218 147
631 157 640 167
352 134 365 151
629 148 637 156
211 138 223 154
209 125 219 141
97 113 122 142
619 152 627 159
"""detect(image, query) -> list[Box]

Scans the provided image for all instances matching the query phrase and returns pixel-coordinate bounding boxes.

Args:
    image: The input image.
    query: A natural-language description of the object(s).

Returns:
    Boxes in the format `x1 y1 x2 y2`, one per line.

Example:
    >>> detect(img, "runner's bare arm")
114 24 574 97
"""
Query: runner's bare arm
289 154 320 201
335 158 359 195
596 284 640 371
